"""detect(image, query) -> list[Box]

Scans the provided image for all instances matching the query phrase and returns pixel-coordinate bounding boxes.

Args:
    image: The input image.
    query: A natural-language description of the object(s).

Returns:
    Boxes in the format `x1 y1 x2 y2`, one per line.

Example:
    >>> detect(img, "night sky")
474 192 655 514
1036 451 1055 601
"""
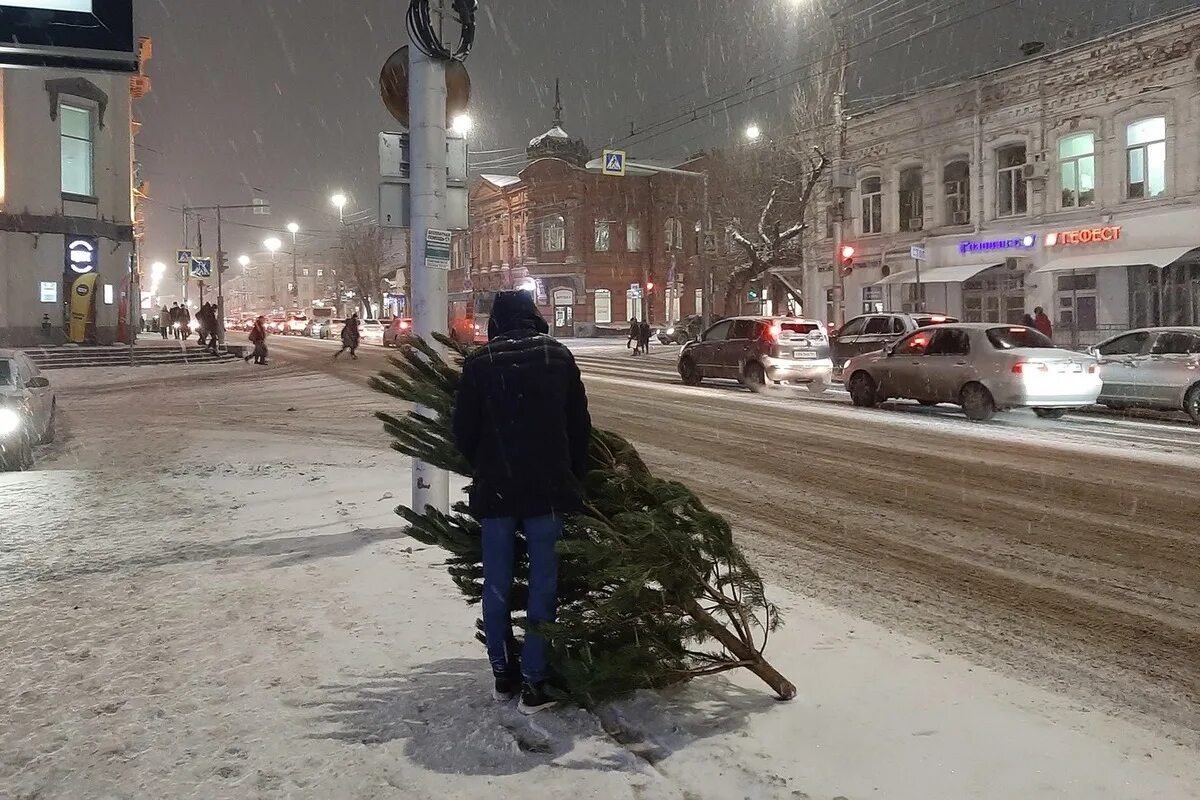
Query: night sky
133 0 1194 295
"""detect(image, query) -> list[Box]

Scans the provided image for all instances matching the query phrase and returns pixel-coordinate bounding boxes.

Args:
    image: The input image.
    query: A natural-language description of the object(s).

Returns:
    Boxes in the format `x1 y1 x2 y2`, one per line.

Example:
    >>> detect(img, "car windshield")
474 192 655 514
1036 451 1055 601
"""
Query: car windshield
0 359 12 386
986 326 1054 349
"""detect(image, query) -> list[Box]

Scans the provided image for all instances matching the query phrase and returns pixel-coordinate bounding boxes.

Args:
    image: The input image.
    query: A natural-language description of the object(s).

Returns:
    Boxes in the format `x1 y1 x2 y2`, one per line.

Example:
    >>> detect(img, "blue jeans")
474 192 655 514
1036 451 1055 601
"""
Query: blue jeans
481 514 562 684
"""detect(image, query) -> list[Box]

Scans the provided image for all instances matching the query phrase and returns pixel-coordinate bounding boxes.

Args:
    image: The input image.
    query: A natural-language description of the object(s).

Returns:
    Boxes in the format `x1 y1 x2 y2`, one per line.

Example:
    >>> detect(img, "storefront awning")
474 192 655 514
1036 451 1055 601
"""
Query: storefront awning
875 263 999 285
1034 246 1198 273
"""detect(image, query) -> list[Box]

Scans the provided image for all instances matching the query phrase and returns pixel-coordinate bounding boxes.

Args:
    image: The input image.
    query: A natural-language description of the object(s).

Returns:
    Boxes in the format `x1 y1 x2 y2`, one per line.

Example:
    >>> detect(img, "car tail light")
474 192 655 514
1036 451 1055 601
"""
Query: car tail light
1087 363 1099 374
768 322 782 340
400 321 410 330
1012 361 1049 375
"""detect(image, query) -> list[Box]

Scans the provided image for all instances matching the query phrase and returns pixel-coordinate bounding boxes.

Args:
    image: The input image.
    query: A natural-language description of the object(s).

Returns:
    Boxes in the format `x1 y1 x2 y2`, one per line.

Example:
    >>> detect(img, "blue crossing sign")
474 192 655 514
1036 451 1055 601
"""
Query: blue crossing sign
602 149 626 177
190 257 213 279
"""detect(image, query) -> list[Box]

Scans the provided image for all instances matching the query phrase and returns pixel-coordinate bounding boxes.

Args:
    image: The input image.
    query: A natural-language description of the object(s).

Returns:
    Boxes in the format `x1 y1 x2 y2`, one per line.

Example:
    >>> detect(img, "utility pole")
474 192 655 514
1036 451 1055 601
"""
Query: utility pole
831 16 850 326
189 203 263 345
409 0 451 516
181 208 189 308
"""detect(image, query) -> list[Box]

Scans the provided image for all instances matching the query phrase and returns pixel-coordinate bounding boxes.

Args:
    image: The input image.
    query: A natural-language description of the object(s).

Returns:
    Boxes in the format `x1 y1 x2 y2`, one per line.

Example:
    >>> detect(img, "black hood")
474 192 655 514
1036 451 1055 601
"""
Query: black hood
488 290 549 340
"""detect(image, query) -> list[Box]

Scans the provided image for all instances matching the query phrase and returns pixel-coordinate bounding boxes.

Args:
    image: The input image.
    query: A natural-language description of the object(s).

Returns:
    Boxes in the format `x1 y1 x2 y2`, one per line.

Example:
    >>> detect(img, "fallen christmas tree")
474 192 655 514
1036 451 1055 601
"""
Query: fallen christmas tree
371 333 796 706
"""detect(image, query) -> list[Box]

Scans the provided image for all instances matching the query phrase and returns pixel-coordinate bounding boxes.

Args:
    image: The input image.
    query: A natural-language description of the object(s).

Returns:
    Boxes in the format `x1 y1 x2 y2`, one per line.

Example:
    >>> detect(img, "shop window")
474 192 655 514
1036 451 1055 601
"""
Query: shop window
860 176 882 234
594 220 612 252
861 285 883 314
542 215 565 252
60 104 94 197
996 144 1027 217
1055 273 1098 332
1126 117 1166 200
1059 133 1096 208
626 221 642 252
943 160 970 225
900 284 927 314
898 167 923 232
594 289 612 324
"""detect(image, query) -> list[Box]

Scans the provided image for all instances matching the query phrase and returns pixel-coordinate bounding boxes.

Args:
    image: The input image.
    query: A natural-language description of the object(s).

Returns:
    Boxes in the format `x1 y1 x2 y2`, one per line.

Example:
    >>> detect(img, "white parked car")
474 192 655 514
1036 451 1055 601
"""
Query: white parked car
359 319 385 344
0 350 56 471
843 323 1102 421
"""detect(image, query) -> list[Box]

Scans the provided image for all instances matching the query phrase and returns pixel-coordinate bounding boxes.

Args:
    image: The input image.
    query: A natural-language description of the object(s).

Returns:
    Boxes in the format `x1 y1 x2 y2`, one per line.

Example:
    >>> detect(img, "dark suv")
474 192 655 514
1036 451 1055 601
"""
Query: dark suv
678 317 832 393
829 312 957 375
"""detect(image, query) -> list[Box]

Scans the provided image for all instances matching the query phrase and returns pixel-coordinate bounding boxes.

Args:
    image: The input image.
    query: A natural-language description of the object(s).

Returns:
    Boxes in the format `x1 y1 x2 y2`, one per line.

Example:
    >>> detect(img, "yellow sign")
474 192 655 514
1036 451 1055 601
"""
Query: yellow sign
68 273 97 343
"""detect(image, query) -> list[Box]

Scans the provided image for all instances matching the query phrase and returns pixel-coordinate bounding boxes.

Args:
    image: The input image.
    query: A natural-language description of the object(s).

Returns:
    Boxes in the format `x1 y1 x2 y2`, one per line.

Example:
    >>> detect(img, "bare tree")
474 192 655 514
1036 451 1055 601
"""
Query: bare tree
713 41 839 317
337 224 401 317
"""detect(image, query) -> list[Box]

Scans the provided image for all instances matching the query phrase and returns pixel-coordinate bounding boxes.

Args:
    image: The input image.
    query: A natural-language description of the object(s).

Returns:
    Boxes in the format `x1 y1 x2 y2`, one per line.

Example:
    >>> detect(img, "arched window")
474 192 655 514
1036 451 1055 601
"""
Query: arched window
943 160 970 224
860 177 882 234
542 215 565 252
664 217 683 251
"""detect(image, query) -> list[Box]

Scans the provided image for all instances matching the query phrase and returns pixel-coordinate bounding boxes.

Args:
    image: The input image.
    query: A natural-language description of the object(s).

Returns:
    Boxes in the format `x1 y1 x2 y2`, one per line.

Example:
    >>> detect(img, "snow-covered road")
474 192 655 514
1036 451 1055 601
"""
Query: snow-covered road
2 352 1196 799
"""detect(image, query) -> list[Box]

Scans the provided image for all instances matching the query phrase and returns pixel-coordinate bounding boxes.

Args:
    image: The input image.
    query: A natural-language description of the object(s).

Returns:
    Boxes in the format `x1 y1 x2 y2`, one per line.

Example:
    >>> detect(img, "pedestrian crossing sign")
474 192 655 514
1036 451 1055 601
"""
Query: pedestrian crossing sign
190 257 213 279
602 149 626 177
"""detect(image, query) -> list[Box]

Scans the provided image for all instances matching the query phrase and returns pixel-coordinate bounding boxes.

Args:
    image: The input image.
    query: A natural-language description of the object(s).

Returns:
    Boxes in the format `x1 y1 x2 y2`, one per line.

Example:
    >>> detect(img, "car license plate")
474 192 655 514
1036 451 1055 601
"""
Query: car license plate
793 349 817 359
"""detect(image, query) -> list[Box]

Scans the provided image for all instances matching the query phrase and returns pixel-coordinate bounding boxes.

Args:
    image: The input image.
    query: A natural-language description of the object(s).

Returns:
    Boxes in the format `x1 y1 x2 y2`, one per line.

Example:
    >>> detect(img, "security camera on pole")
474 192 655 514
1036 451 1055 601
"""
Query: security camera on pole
380 0 476 516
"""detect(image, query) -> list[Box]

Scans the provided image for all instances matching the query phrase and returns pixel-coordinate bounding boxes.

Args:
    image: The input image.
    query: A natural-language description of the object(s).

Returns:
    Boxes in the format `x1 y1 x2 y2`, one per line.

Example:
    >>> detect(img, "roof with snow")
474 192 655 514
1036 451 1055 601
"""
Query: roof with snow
528 125 571 147
480 174 521 188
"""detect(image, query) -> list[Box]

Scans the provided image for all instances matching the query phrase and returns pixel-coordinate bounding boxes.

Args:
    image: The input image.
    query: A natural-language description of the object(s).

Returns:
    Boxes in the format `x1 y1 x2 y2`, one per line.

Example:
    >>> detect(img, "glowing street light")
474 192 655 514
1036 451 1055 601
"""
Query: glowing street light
330 192 348 223
150 261 166 278
238 255 250 267
451 113 473 136
263 237 281 254
745 124 762 142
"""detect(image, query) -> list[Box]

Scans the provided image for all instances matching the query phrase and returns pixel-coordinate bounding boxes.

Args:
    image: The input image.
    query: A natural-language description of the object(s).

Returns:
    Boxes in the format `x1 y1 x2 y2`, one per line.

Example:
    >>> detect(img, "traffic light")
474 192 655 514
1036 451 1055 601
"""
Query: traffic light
646 280 655 292
217 250 231 274
839 244 856 274
747 282 761 302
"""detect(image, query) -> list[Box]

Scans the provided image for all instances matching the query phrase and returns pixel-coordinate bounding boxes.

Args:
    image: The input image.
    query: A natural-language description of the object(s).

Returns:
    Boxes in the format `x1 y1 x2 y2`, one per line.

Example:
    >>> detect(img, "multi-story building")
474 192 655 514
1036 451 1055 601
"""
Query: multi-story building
455 94 709 336
809 9 1200 347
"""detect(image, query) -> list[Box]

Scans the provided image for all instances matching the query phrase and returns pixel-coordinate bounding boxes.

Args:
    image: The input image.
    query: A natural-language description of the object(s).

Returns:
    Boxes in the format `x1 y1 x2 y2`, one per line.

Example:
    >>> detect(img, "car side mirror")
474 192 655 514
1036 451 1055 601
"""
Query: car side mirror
26 376 50 389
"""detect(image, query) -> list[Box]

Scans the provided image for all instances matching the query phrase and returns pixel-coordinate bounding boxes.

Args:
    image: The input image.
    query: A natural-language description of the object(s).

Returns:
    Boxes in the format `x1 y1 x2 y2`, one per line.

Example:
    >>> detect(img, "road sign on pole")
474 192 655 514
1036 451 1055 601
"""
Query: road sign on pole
190 257 213 279
425 228 452 270
602 149 626 176
910 244 927 261
176 249 193 266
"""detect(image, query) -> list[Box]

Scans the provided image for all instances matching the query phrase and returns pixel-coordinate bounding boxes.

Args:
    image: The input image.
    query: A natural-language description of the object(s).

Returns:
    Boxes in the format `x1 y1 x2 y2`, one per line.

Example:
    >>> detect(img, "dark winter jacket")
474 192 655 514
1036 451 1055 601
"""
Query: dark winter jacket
342 317 360 345
453 290 592 520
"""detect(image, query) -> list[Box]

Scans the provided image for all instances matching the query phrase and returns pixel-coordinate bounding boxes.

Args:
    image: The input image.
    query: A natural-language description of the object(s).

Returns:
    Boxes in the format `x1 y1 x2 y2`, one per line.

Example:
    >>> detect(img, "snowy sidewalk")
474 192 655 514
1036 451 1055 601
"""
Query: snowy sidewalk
0 364 1196 799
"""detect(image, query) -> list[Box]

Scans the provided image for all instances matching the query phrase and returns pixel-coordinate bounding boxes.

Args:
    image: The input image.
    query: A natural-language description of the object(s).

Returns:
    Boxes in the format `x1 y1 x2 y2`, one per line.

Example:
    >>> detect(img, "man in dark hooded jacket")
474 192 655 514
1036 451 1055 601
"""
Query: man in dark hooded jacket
452 290 592 715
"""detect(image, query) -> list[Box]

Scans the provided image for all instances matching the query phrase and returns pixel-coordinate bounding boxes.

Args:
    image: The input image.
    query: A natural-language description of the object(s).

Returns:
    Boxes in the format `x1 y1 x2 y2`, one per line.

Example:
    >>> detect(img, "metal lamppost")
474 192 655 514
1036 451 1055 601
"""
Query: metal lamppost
264 237 282 306
287 221 300 307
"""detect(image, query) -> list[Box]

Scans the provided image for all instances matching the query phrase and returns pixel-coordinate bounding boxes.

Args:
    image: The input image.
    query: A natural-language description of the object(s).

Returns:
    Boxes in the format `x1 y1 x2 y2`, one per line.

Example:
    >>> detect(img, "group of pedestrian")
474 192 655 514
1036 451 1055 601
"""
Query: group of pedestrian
245 315 269 365
1023 306 1054 339
333 313 360 360
627 318 653 356
195 302 220 353
159 303 192 341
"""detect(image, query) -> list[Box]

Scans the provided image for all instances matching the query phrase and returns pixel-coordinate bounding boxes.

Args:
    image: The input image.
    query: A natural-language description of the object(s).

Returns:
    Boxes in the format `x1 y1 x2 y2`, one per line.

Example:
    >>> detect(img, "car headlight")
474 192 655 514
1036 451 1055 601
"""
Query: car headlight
666 328 675 335
0 407 22 436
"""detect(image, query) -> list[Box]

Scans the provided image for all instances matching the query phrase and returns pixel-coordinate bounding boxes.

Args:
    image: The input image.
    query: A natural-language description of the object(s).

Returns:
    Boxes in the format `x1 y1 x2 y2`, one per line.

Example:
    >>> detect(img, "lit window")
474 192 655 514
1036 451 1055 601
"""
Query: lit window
626 221 641 252
1126 117 1166 199
60 104 94 197
1059 133 1095 208
860 177 882 234
542 216 565 252
302 268 310 277
594 220 611 252
996 144 1027 217
594 289 612 324
317 269 324 277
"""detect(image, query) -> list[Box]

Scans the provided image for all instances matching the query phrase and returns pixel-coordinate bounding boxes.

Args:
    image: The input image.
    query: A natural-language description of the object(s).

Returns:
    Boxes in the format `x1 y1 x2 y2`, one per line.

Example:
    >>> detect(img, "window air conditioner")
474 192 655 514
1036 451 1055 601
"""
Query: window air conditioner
1021 162 1050 181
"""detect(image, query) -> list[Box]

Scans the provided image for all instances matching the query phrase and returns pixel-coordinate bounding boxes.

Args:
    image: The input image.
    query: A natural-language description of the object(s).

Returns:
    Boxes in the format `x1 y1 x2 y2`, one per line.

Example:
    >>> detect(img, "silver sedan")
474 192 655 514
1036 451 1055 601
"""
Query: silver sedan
1089 327 1200 424
843 323 1102 421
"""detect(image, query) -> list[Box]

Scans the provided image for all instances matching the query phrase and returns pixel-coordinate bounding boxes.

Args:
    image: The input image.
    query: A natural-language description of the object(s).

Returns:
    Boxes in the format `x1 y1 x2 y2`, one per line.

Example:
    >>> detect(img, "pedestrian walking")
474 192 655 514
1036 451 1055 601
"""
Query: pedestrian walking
245 316 269 365
1033 306 1054 340
159 306 171 340
452 290 592 715
169 303 182 340
179 306 192 341
639 319 652 354
333 313 360 360
1022 313 1036 328
628 317 641 355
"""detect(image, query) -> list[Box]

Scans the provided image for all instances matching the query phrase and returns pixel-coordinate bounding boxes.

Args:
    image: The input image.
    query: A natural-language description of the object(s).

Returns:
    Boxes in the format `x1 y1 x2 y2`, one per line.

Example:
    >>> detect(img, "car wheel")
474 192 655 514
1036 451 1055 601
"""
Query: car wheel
679 357 702 386
1033 407 1068 419
39 402 56 444
848 372 879 408
1185 385 1200 424
807 381 828 396
960 383 996 421
743 362 767 392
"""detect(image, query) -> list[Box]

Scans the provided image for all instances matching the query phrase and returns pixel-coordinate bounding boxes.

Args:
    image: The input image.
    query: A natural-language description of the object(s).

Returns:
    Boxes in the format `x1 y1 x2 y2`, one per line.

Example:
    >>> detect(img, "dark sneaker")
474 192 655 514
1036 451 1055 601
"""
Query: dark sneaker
492 671 520 702
517 682 558 715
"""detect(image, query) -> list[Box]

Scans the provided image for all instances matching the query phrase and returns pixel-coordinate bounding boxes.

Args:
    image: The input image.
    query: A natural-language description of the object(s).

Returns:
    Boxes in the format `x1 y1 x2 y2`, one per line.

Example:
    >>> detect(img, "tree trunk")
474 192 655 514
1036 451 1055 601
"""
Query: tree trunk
684 598 797 700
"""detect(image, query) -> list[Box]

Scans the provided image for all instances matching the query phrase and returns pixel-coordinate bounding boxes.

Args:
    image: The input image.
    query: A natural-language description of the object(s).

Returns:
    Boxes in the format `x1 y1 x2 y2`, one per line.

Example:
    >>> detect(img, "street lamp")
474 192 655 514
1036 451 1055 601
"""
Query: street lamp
286 222 301 306
264 237 282 305
330 192 347 223
745 123 762 142
238 255 250 267
451 113 473 136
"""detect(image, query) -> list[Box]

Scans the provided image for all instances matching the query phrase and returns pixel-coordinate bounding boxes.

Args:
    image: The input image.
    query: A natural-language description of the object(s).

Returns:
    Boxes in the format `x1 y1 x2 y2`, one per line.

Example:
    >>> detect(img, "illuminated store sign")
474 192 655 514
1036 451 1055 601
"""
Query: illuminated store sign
1045 226 1121 246
958 234 1036 255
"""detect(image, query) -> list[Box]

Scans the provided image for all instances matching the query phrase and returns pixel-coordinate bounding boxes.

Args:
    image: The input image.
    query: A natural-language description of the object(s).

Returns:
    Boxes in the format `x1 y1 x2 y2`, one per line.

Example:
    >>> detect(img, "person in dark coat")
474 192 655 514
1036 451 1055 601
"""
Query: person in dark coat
1022 313 1037 328
1033 306 1054 340
334 313 360 360
179 306 192 341
639 319 652 354
159 306 171 340
169 303 182 340
452 290 592 715
627 317 641 355
245 316 269 365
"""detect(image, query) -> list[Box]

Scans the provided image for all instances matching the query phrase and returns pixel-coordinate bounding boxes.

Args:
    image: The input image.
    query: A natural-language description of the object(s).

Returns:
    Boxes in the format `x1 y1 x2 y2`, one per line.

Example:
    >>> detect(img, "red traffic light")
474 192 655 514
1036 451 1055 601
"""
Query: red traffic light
646 281 655 292
839 244 856 273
